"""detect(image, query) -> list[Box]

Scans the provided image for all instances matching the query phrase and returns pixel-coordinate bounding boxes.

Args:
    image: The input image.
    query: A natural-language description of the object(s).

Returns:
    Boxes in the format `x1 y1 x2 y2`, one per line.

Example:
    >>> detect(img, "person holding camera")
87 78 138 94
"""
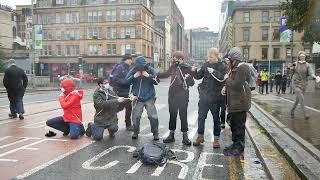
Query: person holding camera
126 56 160 140
157 51 195 145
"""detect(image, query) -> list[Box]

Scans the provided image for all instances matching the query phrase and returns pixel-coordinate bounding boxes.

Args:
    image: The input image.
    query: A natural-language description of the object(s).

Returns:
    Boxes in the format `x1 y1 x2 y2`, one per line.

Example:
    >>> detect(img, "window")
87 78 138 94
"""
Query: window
88 11 103 22
56 45 62 56
66 12 79 23
262 11 269 22
66 45 80 56
273 48 280 59
66 0 78 6
244 12 250 23
243 47 249 60
42 45 52 56
121 44 135 55
262 48 268 59
274 11 281 23
106 10 116 21
106 27 116 39
38 15 51 24
56 28 61 40
273 29 280 41
65 28 79 40
243 29 250 41
56 13 61 23
56 0 64 4
120 9 135 21
87 27 103 39
89 44 102 55
43 29 52 40
262 29 268 41
107 44 116 55
120 27 135 38
286 48 292 57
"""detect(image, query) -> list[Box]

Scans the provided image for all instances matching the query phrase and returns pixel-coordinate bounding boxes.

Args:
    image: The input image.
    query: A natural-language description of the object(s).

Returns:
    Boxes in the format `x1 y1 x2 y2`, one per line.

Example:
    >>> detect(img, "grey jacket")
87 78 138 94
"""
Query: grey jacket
292 62 315 92
93 88 120 127
226 63 251 113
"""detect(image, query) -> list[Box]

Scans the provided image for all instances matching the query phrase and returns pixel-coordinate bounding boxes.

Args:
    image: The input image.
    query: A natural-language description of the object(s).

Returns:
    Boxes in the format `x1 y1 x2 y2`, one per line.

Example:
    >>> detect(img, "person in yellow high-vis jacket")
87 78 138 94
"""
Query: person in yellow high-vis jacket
260 69 269 94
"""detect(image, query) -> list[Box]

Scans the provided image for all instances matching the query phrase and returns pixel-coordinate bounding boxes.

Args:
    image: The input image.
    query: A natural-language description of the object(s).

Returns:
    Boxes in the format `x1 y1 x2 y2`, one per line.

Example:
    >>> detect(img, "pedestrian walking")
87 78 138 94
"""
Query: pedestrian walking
45 79 85 139
86 78 129 141
281 74 287 94
109 54 134 131
260 69 269 94
290 51 320 120
126 56 160 140
3 59 28 120
157 51 195 145
257 74 263 94
221 47 251 156
269 73 275 92
191 48 226 148
274 70 282 95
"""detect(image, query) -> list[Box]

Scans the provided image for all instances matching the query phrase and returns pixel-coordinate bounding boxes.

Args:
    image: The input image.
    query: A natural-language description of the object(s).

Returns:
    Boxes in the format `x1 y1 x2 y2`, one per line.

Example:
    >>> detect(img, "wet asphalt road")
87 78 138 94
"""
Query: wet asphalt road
0 79 267 180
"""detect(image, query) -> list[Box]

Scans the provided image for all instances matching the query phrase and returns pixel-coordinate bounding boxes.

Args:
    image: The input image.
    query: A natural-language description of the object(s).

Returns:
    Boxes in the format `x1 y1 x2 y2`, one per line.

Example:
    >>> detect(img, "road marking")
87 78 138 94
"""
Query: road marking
0 136 11 142
126 160 143 174
193 152 224 180
0 158 18 162
227 157 237 180
20 121 47 129
279 97 320 113
82 145 136 170
15 141 94 179
0 137 41 149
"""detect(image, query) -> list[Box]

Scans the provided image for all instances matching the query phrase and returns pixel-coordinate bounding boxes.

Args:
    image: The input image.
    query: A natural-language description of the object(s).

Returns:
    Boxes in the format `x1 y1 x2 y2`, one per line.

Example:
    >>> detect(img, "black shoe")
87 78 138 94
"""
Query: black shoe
18 113 24 120
8 113 17 119
45 131 57 137
132 133 138 139
163 132 175 143
153 133 160 141
182 133 191 146
85 123 93 137
221 123 225 129
63 132 69 136
290 109 294 119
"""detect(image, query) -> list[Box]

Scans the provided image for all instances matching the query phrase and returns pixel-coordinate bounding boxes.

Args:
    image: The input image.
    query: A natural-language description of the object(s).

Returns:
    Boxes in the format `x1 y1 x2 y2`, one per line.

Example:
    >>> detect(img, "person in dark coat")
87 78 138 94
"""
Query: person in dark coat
191 48 226 149
157 51 195 145
281 74 287 94
86 78 127 141
109 54 134 131
222 47 251 156
3 59 28 120
274 70 282 95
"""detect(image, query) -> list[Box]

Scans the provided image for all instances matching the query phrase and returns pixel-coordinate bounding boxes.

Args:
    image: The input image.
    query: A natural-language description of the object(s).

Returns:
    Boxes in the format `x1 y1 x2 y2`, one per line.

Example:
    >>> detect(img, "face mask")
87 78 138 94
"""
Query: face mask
60 88 65 93
104 84 109 91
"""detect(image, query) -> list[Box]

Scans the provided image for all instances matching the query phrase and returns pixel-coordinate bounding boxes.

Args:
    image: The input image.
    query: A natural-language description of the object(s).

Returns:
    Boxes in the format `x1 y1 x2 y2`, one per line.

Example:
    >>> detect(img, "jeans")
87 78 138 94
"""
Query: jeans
168 91 189 132
275 84 281 94
229 112 247 151
197 98 221 137
292 89 306 116
132 98 159 135
117 100 132 127
262 81 268 94
220 101 226 125
46 116 85 139
87 123 118 141
8 93 24 114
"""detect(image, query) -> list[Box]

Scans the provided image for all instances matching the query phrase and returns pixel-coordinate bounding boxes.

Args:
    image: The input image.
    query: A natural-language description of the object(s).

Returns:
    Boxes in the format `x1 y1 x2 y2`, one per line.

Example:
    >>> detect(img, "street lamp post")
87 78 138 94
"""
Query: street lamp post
268 16 272 74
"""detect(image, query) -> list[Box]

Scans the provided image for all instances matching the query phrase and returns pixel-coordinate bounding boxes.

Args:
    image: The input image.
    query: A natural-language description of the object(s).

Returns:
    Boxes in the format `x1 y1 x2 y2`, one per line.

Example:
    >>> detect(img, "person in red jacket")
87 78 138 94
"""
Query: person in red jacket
257 74 263 94
45 78 85 139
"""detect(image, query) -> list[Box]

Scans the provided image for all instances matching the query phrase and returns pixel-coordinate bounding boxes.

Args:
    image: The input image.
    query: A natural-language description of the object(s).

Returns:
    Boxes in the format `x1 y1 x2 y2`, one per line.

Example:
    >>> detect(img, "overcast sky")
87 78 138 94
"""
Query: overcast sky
0 0 221 31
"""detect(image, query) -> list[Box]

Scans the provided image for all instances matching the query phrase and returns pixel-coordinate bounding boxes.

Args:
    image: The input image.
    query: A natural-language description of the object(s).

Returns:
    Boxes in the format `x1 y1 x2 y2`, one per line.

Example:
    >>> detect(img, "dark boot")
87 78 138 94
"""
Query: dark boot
182 132 191 146
290 109 294 118
163 131 175 143
18 113 24 120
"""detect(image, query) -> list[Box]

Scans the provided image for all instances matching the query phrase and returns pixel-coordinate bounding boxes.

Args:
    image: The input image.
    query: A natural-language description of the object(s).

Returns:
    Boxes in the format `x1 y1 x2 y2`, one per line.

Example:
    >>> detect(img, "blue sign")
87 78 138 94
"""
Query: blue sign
279 17 289 32
40 63 45 70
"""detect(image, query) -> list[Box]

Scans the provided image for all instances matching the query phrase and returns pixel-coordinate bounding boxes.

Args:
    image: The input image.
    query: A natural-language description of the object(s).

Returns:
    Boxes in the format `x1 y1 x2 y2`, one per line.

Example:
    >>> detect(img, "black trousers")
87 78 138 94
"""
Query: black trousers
118 100 132 127
229 111 247 151
168 90 189 132
262 81 268 94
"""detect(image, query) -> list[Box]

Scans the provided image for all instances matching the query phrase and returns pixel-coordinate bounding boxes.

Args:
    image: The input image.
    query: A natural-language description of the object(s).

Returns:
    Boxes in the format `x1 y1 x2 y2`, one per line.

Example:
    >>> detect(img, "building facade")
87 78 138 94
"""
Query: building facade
220 0 310 73
0 5 15 53
190 28 219 65
33 0 163 78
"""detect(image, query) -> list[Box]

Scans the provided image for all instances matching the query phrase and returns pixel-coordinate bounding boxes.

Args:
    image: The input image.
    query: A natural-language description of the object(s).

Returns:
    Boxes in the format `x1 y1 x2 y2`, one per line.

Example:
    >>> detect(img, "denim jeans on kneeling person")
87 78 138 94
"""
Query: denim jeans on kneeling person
87 123 118 141
46 116 85 139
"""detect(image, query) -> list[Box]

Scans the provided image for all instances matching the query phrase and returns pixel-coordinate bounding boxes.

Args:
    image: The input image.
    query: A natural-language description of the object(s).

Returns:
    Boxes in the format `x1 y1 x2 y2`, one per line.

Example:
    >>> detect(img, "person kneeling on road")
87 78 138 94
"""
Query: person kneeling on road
86 78 130 141
45 78 85 139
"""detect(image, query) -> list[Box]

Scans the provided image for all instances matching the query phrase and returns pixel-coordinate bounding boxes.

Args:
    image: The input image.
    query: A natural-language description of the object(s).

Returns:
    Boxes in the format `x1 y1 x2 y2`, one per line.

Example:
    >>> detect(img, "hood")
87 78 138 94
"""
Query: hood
228 47 244 62
60 78 76 95
134 56 147 70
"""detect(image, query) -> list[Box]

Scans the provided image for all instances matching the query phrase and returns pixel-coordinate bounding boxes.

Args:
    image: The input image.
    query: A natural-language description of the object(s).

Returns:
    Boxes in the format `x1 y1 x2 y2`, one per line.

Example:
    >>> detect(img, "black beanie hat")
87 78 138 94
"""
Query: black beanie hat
122 54 132 61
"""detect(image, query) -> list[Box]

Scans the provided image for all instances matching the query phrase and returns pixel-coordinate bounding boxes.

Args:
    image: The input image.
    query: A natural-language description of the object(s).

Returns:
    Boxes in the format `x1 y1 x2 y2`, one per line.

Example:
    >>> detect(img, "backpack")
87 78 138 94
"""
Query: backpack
108 64 120 87
133 143 176 166
239 63 258 91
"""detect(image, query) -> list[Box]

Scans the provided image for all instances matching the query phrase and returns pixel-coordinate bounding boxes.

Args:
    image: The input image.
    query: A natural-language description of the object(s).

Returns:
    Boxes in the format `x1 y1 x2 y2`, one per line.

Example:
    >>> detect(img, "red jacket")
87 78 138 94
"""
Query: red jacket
59 79 84 124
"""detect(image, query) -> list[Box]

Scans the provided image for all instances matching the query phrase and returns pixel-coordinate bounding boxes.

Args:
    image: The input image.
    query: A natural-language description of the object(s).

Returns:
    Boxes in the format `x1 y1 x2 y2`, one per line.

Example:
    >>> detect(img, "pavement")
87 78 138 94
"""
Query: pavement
0 79 307 180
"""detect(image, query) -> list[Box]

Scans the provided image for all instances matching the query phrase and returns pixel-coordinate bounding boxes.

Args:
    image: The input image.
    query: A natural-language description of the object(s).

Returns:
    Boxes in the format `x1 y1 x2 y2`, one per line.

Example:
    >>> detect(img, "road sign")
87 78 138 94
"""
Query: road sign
40 63 44 70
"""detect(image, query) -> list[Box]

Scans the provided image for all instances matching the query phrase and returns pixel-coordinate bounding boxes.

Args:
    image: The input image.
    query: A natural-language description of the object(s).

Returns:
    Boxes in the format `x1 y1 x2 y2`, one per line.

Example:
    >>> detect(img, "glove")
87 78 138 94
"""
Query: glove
134 71 141 78
129 95 138 101
142 71 150 77
117 97 125 103
316 76 320 83
224 74 229 80
207 67 215 74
